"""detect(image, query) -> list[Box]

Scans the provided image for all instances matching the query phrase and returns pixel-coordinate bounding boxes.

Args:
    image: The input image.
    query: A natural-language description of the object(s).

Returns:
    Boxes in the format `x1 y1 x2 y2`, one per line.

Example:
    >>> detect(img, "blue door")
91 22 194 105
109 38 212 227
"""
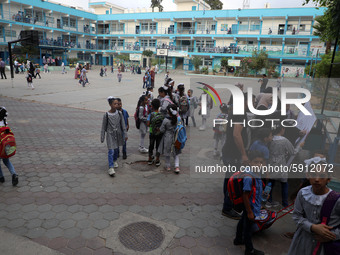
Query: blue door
231 24 238 34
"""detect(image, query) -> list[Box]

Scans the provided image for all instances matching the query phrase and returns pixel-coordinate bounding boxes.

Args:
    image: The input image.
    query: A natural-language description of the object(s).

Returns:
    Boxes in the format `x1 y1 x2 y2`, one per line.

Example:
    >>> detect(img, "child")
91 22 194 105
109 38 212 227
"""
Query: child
143 72 148 89
111 66 114 74
177 84 189 125
116 98 129 159
267 125 303 210
25 70 34 90
213 103 228 157
158 86 174 117
0 107 19 186
158 104 181 173
104 66 107 76
147 99 164 166
276 76 282 91
186 89 198 127
137 95 149 153
233 150 265 255
198 85 213 131
248 128 273 162
117 70 122 83
35 67 41 79
287 164 339 255
100 97 127 177
44 63 49 73
100 67 104 77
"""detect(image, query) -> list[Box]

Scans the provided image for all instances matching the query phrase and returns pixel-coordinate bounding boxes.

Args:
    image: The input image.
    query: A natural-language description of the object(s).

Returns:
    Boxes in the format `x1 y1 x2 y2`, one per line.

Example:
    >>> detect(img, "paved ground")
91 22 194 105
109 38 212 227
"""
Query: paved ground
0 69 303 255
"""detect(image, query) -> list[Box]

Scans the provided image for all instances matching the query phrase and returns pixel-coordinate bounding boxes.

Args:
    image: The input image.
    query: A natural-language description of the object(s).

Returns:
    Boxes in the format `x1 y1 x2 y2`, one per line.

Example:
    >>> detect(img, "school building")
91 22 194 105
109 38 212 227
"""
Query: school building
0 0 329 76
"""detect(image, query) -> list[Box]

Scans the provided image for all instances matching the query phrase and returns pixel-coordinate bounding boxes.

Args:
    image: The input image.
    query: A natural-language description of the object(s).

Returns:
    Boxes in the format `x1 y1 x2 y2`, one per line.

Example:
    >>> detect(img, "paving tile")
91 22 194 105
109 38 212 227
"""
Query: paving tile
45 227 64 239
82 228 99 239
86 237 105 250
179 236 196 249
171 246 190 255
208 246 228 255
93 247 113 255
190 246 210 255
67 236 87 250
48 237 69 250
196 236 216 248
73 247 93 255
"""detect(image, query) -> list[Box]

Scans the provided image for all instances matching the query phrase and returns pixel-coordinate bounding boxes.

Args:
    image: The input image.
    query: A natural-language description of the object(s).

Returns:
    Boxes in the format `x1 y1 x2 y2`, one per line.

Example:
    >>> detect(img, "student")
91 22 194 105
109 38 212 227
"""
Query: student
248 128 273 162
147 99 164 166
158 86 174 117
137 95 149 153
117 70 122 83
158 104 181 173
0 107 19 186
100 97 127 177
104 66 107 76
177 84 189 125
233 150 265 255
35 67 41 79
198 85 213 131
259 74 269 93
116 98 129 159
213 103 228 157
100 66 104 77
25 70 34 90
80 66 88 87
111 66 114 73
143 72 148 89
186 89 198 127
287 165 340 255
267 125 303 210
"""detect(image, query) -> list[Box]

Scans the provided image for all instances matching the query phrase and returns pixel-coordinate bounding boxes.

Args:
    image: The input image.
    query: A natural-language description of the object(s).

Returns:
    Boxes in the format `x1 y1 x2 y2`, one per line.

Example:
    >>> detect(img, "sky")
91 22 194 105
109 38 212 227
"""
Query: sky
50 0 317 11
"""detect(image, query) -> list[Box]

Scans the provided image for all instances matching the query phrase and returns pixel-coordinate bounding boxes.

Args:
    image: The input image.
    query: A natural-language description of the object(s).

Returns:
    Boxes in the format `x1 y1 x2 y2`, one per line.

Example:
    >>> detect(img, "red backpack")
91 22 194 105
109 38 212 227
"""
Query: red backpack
0 126 16 158
227 172 260 213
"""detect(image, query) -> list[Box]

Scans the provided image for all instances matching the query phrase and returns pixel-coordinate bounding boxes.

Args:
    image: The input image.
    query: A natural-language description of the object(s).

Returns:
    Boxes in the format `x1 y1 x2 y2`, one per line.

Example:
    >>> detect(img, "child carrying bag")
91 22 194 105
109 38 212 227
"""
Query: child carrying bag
0 126 16 158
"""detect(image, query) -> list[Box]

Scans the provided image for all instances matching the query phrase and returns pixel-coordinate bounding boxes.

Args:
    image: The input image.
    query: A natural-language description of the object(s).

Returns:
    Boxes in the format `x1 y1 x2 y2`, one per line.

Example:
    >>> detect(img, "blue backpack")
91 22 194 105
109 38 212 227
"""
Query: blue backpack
173 117 187 150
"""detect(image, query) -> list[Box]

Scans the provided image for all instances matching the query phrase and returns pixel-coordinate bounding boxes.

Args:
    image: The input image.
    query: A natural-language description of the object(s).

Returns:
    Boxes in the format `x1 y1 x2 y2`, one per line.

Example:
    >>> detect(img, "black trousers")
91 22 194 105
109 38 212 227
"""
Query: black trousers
149 133 163 157
236 210 255 251
0 67 6 79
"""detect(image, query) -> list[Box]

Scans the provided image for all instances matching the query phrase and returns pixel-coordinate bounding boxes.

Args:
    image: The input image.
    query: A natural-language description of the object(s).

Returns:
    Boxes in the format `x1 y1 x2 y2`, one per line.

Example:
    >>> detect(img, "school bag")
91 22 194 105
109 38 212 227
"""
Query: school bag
27 74 32 83
0 126 16 158
173 117 187 150
227 172 258 213
150 112 164 136
313 191 340 255
134 108 140 129
251 209 277 233
179 95 189 114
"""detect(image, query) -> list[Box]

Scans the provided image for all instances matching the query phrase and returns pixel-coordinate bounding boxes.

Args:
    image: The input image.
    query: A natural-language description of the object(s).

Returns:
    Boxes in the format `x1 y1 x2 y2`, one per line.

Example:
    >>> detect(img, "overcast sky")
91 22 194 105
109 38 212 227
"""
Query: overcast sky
50 0 318 11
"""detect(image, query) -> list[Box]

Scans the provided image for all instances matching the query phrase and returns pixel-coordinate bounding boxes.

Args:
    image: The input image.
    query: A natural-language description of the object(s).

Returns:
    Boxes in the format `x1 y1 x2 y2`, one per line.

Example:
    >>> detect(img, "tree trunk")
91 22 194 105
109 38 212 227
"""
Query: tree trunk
326 41 332 54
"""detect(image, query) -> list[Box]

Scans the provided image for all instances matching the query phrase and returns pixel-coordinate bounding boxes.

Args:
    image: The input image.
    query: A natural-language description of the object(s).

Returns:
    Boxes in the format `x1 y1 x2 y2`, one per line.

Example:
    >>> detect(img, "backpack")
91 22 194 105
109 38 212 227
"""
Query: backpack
27 74 32 82
313 191 340 255
227 172 258 213
173 117 187 150
134 108 140 129
0 126 16 158
150 112 164 136
179 95 189 114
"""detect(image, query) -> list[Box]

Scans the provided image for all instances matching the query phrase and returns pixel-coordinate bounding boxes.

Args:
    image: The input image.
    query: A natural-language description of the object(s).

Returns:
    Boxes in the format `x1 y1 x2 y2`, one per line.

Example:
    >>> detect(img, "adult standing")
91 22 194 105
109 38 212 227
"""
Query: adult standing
0 58 7 79
14 58 19 74
150 67 155 88
74 63 79 79
29 61 35 78
221 93 249 219
259 74 268 93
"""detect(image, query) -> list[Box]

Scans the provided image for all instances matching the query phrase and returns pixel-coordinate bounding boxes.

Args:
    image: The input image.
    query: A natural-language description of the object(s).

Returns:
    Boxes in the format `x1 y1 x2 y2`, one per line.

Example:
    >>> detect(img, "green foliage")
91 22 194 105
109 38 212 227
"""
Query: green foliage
67 58 79 65
151 0 164 12
205 0 223 10
306 52 340 78
239 57 252 76
191 56 202 72
200 66 209 74
151 57 165 66
142 50 154 57
272 72 280 78
19 45 39 57
116 54 129 62
250 50 269 75
220 57 229 73
213 65 220 74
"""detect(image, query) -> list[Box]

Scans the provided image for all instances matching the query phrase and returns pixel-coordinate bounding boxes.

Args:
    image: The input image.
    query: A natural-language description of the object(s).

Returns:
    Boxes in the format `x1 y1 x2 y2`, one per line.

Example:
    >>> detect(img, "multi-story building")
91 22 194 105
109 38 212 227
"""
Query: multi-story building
0 0 328 76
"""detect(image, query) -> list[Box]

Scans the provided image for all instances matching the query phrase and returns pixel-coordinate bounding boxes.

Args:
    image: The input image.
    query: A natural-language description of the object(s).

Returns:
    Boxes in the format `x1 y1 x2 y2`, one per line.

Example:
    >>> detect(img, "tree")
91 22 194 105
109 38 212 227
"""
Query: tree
220 57 229 75
142 50 153 57
205 0 223 10
306 52 340 78
151 0 164 12
116 54 129 62
191 56 202 72
313 14 334 54
250 50 269 76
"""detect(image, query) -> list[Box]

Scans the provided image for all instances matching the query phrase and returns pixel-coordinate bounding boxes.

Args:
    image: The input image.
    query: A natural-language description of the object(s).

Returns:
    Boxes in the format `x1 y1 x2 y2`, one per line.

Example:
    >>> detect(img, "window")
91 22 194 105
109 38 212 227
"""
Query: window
106 10 109 14
192 6 196 11
204 58 212 66
70 18 76 28
205 40 214 48
24 9 32 18
62 17 69 27
287 25 293 31
141 39 148 47
150 22 156 32
118 39 124 46
299 24 306 31
211 24 216 31
221 24 228 31
0 27 3 37
149 39 156 47
5 30 16 37
34 11 43 22
141 23 148 31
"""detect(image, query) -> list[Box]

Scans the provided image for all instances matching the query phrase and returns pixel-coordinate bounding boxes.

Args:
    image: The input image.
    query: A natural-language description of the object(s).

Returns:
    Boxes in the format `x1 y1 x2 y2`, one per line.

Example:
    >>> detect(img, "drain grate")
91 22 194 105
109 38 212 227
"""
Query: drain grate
118 221 165 252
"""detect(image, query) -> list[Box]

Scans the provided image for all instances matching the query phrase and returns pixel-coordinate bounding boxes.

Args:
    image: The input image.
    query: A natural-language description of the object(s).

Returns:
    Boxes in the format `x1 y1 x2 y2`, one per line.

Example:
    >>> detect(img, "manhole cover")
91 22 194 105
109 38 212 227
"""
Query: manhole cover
118 221 165 252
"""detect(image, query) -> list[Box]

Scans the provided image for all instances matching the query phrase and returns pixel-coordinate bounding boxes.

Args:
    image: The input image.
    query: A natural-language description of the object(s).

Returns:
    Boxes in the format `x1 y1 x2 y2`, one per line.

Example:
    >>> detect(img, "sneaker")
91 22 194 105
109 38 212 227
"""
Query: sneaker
282 208 293 214
245 248 265 255
0 176 4 183
12 174 18 186
221 209 242 220
114 162 119 168
265 201 280 208
198 126 206 131
139 147 148 153
148 157 154 165
123 153 127 160
108 168 115 177
165 166 171 171
155 160 161 167
174 167 180 174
